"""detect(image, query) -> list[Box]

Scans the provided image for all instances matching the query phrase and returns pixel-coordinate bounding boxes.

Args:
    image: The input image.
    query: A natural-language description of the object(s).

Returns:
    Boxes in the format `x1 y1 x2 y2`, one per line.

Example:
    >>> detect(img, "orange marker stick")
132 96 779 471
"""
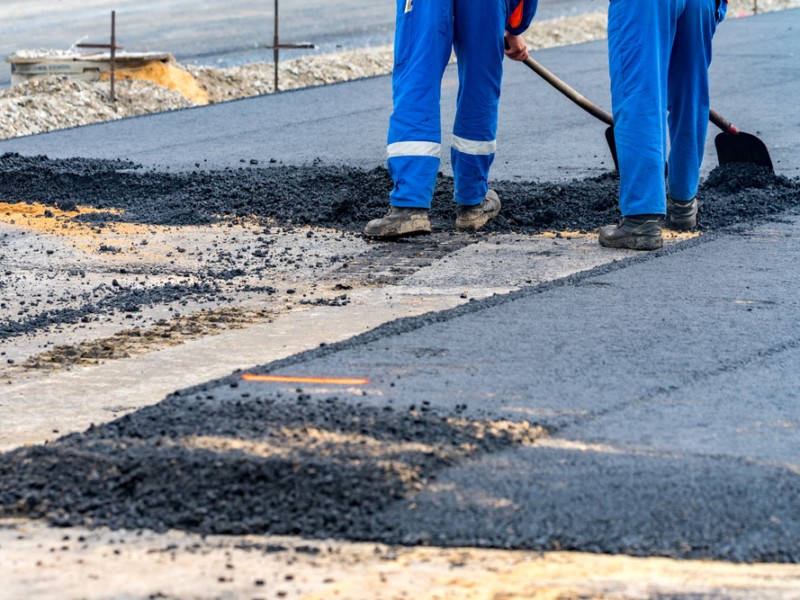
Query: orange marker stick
242 374 369 386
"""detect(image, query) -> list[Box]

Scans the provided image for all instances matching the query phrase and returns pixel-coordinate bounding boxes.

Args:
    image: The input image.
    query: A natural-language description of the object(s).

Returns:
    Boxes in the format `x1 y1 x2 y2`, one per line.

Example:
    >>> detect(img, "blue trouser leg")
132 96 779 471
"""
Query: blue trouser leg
608 0 678 216
387 0 453 208
667 0 718 201
608 0 720 215
451 0 507 206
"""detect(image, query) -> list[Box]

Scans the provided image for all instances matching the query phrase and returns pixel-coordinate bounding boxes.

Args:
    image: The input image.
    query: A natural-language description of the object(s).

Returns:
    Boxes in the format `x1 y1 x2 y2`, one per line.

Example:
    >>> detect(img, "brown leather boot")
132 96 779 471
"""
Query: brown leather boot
599 216 664 251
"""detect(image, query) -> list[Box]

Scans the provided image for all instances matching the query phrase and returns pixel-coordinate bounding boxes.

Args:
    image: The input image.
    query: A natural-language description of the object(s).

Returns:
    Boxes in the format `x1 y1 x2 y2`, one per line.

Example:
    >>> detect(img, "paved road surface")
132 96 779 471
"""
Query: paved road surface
0 0 594 85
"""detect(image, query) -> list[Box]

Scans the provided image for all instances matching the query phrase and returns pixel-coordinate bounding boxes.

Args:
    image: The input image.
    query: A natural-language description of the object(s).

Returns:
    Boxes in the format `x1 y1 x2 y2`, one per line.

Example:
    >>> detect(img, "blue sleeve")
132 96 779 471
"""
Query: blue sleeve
716 0 727 24
506 0 538 36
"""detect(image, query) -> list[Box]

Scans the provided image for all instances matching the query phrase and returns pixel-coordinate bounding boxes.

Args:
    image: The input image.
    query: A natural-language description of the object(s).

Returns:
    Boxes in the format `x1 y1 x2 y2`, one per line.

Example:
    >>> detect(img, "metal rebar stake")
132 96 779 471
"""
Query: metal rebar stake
111 10 116 101
273 0 279 92
77 10 122 102
266 0 314 93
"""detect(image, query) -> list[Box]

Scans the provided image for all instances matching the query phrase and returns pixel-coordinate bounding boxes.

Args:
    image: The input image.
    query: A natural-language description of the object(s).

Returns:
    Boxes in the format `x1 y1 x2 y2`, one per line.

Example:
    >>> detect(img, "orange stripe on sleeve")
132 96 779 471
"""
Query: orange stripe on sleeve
509 0 524 29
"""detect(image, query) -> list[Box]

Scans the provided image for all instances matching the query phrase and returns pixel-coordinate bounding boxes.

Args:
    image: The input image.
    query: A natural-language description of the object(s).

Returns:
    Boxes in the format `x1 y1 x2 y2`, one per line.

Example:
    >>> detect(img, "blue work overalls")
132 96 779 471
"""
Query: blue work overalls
609 0 727 216
387 0 537 208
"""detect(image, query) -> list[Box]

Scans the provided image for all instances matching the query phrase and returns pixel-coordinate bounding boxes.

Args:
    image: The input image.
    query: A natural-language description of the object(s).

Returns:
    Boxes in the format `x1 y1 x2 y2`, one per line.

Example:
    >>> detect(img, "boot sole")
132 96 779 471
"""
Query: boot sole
455 201 501 232
364 219 432 239
599 235 664 251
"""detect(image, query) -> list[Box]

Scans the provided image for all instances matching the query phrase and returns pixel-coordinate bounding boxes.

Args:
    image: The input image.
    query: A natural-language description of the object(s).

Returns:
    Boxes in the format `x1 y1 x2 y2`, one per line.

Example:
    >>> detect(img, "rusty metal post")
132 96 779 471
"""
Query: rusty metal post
77 10 123 103
110 10 117 102
266 0 314 94
273 0 279 92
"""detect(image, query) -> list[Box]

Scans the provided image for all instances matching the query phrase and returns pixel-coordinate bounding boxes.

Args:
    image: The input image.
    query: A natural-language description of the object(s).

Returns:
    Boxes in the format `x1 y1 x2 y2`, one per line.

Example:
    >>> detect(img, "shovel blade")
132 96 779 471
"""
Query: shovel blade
605 126 667 176
714 131 773 172
605 126 619 171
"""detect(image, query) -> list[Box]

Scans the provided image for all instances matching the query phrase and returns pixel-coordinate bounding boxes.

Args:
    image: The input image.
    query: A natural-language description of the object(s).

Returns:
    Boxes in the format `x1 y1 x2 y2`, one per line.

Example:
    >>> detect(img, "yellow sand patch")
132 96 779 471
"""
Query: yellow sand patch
539 229 701 241
539 231 598 239
104 61 209 105
663 229 700 240
304 548 800 600
0 201 148 237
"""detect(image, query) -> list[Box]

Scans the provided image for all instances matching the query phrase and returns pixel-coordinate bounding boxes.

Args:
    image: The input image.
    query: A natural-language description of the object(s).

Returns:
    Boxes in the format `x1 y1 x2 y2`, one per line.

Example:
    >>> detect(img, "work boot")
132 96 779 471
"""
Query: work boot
364 206 431 238
667 196 698 231
455 189 501 232
598 215 663 251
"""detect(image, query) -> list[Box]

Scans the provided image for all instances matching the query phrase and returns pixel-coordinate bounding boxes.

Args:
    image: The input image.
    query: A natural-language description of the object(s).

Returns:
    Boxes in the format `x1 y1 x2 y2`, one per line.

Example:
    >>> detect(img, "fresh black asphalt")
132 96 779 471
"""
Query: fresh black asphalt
1 10 799 563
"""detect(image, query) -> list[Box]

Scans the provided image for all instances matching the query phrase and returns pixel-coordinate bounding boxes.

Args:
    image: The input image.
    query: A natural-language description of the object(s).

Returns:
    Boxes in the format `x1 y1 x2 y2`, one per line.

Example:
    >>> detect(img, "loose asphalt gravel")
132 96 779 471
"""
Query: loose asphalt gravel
2 152 798 344
2 154 798 233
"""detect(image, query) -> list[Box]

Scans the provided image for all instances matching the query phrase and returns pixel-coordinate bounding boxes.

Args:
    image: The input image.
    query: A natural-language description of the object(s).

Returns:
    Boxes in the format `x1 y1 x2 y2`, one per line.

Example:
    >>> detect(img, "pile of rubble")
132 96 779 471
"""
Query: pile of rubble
187 46 394 103
0 46 396 141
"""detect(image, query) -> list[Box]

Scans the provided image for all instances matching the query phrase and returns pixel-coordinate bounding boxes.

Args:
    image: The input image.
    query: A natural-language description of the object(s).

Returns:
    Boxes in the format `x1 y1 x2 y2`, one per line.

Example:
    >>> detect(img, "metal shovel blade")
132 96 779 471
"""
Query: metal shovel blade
714 131 774 171
604 126 619 171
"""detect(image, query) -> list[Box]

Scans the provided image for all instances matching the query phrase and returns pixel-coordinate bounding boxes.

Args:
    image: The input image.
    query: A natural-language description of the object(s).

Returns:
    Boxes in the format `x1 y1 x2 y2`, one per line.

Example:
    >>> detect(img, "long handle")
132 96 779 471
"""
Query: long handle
522 55 740 136
521 56 614 127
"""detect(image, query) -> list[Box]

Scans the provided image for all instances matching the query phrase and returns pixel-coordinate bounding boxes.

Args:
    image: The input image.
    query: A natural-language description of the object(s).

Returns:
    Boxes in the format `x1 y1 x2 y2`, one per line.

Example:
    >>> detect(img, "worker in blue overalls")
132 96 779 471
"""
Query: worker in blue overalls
599 0 728 250
365 0 538 238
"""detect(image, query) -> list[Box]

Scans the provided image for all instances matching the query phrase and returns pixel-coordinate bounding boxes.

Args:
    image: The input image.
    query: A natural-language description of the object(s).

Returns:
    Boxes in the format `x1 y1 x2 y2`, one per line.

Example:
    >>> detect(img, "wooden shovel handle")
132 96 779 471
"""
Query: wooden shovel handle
709 108 740 134
522 56 742 137
521 56 614 127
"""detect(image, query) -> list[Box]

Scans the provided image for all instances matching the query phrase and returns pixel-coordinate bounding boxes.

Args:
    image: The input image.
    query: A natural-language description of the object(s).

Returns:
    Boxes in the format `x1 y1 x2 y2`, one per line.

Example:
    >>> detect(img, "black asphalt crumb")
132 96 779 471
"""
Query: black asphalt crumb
2 154 797 234
0 393 542 538
0 282 221 342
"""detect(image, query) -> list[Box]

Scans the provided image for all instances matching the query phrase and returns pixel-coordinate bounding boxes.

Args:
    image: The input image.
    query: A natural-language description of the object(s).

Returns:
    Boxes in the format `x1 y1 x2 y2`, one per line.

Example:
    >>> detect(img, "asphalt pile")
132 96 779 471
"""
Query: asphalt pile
1 154 798 234
0 390 541 537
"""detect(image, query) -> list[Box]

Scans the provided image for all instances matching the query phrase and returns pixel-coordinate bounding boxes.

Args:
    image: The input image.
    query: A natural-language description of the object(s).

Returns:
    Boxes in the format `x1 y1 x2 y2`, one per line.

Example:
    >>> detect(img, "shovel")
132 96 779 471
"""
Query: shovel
518 55 773 172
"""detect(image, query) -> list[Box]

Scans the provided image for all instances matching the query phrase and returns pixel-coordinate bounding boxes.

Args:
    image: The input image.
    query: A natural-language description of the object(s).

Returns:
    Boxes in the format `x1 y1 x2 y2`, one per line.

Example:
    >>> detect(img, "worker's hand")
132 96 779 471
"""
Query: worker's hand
504 32 529 61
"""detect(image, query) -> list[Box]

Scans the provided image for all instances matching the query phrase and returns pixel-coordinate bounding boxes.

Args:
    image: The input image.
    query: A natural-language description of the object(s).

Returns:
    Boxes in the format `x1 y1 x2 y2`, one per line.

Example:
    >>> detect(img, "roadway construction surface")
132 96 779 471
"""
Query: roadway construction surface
1 8 800 600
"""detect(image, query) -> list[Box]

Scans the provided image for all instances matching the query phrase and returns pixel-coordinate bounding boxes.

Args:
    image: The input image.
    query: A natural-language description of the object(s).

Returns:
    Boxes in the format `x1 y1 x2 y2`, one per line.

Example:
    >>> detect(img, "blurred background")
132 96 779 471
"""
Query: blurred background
0 0 595 87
